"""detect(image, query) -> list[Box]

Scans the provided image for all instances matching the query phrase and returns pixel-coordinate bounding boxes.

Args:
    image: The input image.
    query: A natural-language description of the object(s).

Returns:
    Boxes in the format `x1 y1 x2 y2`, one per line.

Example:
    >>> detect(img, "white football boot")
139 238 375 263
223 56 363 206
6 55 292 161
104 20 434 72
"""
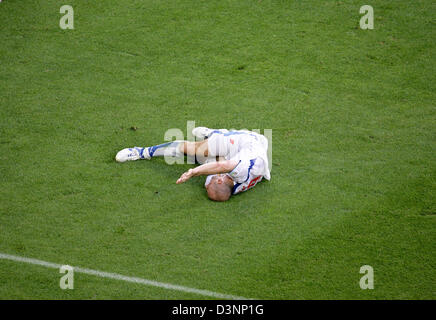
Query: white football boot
192 127 225 139
115 147 151 162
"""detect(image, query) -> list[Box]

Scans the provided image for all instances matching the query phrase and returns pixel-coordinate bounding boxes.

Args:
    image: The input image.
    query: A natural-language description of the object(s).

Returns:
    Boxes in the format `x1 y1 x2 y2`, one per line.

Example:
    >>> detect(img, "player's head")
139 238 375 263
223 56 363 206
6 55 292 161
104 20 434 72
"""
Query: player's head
205 174 233 201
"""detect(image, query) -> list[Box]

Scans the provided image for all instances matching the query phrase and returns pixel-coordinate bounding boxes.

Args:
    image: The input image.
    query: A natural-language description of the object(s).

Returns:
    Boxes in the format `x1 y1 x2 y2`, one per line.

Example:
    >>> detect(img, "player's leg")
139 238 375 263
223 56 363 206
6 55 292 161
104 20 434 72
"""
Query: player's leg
115 140 209 163
146 140 209 159
115 141 184 162
182 140 209 158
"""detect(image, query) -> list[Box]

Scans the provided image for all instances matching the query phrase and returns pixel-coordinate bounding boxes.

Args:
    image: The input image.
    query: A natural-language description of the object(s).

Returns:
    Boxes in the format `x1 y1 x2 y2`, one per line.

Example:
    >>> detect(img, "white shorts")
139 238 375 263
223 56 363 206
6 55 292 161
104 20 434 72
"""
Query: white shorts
207 130 270 181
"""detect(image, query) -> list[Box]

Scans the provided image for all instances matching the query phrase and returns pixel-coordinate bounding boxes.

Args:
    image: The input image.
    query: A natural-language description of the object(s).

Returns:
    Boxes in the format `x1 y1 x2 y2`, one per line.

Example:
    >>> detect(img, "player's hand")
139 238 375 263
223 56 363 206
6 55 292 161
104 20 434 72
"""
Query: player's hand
176 168 194 184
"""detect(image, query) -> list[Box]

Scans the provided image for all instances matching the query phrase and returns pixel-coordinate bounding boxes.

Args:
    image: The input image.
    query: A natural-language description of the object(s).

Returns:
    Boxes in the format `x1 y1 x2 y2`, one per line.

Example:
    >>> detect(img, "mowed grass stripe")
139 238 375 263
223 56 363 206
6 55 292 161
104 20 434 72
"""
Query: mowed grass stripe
0 253 251 300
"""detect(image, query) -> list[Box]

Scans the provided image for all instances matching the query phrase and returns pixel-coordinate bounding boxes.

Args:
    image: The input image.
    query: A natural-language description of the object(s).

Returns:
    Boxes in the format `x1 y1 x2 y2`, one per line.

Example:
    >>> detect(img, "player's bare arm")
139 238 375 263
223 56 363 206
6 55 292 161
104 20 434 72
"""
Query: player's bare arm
176 160 239 184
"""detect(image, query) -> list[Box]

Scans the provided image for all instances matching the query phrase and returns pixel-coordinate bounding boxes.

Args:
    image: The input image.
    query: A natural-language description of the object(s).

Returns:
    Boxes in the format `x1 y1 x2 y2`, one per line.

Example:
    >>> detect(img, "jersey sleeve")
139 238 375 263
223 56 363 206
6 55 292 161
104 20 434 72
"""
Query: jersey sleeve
228 155 262 183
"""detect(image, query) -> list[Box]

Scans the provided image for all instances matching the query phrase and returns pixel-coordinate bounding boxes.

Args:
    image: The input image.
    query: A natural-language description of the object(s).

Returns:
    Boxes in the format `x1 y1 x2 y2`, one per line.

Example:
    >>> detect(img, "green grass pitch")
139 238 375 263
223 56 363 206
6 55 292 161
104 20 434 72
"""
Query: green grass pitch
0 0 435 299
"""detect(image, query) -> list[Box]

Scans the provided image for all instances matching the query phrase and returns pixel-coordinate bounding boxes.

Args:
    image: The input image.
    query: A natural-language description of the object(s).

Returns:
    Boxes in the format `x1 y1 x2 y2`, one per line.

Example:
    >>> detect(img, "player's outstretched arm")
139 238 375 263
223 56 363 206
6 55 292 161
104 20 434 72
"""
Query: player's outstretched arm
176 160 238 184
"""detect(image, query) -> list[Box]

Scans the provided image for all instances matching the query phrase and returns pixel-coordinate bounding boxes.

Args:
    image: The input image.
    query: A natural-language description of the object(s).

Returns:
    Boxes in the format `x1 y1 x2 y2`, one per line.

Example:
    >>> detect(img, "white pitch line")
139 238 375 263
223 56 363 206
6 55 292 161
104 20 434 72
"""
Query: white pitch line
0 252 250 300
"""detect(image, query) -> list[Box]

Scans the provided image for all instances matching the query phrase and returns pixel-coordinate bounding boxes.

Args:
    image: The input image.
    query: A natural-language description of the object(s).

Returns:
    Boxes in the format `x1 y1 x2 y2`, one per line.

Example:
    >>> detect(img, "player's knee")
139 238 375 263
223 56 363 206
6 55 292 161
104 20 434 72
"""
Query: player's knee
195 140 209 158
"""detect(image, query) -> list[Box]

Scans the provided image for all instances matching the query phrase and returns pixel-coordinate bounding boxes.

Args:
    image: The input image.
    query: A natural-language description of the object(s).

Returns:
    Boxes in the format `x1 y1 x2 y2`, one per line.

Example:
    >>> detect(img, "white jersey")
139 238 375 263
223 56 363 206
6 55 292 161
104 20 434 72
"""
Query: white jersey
205 129 270 195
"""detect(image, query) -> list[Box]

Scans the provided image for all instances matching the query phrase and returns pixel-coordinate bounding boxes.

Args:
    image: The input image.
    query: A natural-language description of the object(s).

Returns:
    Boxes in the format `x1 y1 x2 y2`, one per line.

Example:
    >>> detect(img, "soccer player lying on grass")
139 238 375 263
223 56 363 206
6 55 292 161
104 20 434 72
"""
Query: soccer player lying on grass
115 127 270 201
